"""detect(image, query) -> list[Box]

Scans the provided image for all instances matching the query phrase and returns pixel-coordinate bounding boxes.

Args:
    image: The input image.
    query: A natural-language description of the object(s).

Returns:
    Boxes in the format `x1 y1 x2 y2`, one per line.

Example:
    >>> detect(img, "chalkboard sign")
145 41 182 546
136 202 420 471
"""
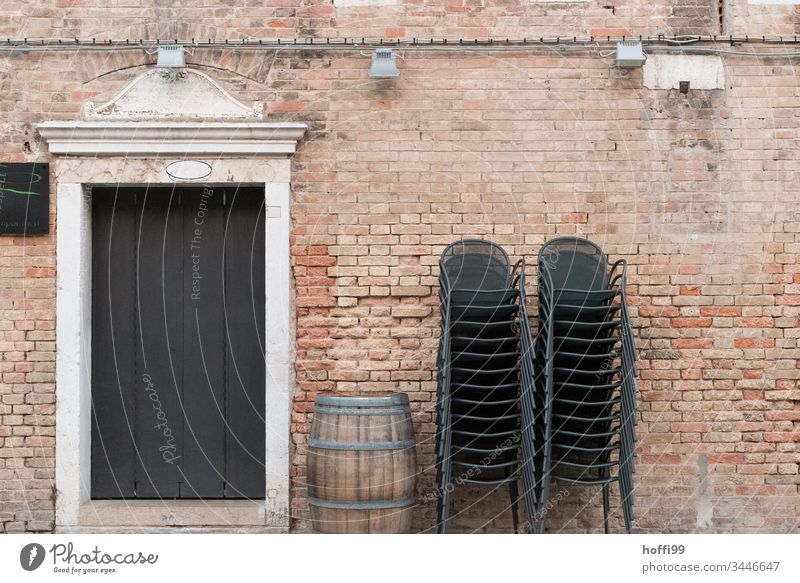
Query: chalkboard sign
0 163 49 235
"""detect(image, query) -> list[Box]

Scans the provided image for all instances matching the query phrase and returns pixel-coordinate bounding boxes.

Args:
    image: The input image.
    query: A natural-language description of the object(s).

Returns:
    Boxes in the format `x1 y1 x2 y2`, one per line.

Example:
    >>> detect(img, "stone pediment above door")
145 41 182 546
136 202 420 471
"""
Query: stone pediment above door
84 68 263 121
38 65 305 157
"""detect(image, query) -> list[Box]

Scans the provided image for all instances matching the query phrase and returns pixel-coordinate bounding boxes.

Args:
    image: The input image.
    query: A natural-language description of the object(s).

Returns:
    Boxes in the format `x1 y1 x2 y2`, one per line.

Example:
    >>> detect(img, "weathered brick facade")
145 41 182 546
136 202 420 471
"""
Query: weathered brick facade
1 1 799 533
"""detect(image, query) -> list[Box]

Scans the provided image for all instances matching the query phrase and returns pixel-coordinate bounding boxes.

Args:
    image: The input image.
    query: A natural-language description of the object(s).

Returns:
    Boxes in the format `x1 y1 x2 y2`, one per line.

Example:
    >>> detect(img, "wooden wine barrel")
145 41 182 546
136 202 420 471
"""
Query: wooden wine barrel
307 393 417 533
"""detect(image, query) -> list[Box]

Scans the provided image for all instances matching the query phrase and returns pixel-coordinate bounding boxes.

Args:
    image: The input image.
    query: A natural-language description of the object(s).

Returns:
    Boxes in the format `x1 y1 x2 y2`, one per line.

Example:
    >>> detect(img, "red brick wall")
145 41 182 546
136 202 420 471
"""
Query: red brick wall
0 208 56 533
0 0 728 40
1 2 799 533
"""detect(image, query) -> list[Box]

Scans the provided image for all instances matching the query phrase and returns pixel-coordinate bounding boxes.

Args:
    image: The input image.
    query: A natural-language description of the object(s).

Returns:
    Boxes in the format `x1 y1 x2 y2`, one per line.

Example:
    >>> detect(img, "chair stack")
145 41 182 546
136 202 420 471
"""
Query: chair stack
535 236 637 533
435 240 537 533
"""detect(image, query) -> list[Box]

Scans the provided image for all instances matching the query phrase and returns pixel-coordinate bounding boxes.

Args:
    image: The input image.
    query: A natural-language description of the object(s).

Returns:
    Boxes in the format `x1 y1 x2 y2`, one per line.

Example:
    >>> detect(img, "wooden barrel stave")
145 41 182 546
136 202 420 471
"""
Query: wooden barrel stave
307 393 417 533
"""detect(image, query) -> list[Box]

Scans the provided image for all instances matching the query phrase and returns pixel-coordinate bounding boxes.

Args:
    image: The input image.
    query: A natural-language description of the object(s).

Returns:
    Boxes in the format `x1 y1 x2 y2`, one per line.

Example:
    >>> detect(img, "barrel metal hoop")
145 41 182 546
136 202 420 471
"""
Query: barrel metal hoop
315 394 409 407
308 497 415 510
308 439 415 451
314 406 410 416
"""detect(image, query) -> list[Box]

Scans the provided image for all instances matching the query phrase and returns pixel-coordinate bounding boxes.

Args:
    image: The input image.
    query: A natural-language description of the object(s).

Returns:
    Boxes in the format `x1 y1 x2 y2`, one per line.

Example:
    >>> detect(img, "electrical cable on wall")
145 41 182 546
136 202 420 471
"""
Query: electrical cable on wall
2 35 800 58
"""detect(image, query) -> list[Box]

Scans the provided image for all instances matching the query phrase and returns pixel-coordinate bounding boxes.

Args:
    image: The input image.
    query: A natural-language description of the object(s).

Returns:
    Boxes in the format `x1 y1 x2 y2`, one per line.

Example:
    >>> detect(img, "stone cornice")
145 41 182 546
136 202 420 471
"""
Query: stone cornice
37 121 308 157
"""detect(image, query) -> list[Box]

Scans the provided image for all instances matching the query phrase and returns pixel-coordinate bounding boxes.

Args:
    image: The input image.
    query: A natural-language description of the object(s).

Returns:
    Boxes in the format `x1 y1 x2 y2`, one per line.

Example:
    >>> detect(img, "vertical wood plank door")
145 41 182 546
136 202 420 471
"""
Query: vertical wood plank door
90 186 266 499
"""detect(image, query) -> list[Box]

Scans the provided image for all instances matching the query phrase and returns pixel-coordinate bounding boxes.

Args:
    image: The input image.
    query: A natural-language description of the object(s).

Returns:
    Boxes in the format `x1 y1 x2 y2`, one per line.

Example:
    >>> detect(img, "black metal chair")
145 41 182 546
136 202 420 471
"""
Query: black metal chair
535 236 638 533
435 239 537 533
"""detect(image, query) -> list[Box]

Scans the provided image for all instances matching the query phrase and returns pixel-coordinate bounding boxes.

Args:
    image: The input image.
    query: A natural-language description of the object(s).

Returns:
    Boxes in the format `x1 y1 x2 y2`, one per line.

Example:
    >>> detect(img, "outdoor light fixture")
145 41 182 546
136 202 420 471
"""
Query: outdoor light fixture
368 48 399 79
615 41 645 68
156 44 186 68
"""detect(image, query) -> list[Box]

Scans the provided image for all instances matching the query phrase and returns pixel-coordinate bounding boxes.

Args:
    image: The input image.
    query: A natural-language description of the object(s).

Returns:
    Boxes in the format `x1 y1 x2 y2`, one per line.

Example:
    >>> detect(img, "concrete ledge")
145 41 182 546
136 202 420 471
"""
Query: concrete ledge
37 121 308 157
58 526 285 534
77 500 270 529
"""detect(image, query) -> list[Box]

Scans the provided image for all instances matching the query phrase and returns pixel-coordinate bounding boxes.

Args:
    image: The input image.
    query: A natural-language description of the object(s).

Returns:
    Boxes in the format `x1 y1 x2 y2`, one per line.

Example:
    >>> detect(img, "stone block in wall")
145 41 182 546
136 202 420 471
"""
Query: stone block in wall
643 54 725 91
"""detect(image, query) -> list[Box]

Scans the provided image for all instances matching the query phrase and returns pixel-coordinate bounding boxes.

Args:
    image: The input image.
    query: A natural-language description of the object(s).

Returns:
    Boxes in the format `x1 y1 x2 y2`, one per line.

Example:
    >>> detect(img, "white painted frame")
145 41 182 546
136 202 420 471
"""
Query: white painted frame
40 127 305 531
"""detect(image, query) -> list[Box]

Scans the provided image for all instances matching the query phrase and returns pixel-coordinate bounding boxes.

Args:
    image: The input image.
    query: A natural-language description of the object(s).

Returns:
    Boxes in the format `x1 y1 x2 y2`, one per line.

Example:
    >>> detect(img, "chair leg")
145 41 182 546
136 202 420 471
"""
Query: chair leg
436 489 444 534
438 494 450 534
436 443 452 534
602 481 610 534
509 475 520 533
538 471 551 534
621 473 634 534
437 468 452 534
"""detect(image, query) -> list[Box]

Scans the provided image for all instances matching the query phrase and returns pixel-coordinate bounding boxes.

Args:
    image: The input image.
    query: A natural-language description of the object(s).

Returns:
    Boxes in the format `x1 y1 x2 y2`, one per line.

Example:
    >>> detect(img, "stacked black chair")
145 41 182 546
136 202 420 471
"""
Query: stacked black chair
535 236 637 533
435 239 537 533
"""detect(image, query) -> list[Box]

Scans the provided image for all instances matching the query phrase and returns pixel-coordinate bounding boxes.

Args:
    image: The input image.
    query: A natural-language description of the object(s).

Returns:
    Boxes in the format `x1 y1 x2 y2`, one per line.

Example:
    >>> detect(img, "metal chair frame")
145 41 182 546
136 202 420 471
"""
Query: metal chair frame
536 237 638 534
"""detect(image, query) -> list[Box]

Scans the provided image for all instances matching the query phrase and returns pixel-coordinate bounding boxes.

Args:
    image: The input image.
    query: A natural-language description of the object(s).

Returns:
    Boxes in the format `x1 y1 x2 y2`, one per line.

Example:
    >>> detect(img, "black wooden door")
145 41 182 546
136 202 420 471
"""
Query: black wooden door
90 186 266 499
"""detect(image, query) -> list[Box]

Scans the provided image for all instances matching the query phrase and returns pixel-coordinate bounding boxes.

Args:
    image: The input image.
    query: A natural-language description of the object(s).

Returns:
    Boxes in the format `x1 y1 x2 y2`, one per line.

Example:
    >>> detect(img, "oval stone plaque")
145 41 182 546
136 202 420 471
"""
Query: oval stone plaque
166 160 212 182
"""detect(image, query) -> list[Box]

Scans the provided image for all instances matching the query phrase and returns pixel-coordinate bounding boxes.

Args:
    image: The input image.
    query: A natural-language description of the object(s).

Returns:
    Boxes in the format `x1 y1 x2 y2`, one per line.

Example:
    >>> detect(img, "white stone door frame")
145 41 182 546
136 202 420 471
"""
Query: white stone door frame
38 122 306 532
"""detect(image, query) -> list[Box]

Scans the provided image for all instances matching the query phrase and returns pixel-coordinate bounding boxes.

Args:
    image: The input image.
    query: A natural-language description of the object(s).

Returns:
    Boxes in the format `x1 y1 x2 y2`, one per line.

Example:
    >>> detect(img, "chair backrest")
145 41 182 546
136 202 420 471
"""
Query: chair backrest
538 236 609 291
439 239 511 291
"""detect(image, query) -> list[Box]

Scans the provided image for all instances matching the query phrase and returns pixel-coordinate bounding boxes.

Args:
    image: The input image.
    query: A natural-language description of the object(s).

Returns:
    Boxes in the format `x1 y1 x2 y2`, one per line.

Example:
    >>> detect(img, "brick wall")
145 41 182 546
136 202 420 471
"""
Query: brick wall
0 0 756 40
728 0 800 36
1 2 799 533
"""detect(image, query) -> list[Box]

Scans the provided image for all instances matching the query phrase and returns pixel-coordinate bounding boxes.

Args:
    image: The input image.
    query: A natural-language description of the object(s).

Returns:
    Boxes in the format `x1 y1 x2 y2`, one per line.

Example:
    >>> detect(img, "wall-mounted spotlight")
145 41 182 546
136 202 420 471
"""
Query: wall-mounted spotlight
368 48 400 79
615 41 645 69
156 45 186 68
